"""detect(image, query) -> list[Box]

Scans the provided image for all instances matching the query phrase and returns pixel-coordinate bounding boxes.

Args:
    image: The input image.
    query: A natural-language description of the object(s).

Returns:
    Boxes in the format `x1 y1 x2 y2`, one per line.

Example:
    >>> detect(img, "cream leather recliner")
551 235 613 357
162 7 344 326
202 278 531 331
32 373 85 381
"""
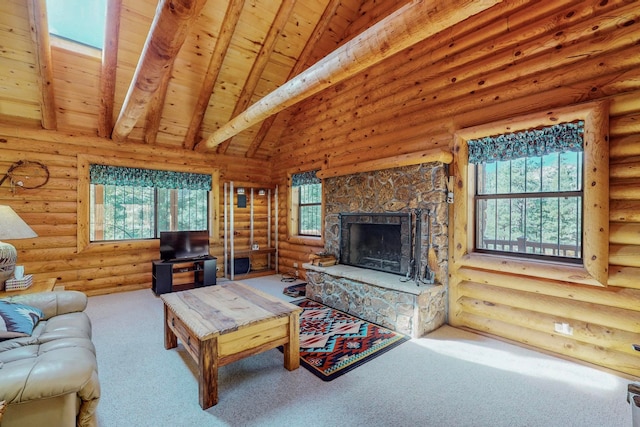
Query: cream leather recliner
0 291 100 427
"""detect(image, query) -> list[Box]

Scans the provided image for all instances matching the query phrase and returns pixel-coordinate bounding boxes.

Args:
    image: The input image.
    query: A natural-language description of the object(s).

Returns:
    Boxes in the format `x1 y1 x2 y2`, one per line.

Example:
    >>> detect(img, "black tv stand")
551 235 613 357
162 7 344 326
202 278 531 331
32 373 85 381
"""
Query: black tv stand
152 256 217 295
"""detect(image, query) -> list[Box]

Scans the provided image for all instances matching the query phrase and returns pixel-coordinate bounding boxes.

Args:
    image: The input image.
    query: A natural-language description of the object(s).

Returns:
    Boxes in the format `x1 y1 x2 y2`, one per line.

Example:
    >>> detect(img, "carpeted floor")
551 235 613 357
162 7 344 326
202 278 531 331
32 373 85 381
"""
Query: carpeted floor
85 275 635 426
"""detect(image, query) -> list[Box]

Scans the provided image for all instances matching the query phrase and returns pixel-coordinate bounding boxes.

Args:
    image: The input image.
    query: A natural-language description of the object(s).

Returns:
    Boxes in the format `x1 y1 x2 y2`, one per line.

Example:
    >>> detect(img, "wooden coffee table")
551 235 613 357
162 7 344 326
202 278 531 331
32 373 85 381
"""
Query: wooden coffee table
160 281 301 409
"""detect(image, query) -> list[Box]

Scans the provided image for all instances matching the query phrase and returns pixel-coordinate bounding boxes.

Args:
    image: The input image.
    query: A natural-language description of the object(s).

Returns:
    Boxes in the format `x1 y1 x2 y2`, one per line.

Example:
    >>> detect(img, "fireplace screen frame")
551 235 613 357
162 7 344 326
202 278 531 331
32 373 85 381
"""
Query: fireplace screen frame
338 212 412 276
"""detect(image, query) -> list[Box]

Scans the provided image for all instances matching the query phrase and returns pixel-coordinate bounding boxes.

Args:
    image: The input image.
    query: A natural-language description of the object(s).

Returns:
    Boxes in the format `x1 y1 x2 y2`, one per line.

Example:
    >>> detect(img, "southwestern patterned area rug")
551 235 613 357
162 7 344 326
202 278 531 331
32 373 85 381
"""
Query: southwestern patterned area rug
290 298 409 381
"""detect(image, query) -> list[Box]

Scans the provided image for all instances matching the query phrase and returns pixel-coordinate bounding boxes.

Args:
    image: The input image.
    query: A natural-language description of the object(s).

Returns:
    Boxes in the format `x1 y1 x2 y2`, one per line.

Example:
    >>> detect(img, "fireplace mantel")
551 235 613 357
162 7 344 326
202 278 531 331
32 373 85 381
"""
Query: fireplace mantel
303 263 446 338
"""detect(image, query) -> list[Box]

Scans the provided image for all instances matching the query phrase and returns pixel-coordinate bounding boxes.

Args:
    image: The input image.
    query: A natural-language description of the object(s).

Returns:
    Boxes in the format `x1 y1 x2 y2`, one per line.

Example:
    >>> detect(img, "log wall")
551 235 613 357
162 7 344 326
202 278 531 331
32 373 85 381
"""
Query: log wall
271 0 640 376
0 125 271 296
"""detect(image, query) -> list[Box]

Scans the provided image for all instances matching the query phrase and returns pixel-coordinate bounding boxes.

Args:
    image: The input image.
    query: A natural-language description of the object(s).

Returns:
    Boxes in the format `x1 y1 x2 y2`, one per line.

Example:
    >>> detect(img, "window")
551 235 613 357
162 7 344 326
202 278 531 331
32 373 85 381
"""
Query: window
89 165 211 241
290 170 322 237
452 101 609 287
470 121 584 262
46 0 107 49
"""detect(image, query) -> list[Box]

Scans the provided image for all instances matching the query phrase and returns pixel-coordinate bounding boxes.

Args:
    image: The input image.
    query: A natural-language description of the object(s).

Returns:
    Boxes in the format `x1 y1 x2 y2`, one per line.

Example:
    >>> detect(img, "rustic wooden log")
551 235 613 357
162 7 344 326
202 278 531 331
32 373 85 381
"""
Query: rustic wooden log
610 178 640 200
609 244 640 268
610 200 640 222
287 0 637 135
276 53 640 167
610 112 640 137
608 266 640 290
610 88 640 116
457 296 639 356
609 222 640 246
112 0 208 142
456 267 640 311
458 280 640 333
286 27 640 152
458 253 603 287
144 62 173 144
610 160 640 179
183 0 245 150
27 0 56 130
98 0 122 138
202 0 502 148
286 0 588 129
316 148 453 179
457 312 640 376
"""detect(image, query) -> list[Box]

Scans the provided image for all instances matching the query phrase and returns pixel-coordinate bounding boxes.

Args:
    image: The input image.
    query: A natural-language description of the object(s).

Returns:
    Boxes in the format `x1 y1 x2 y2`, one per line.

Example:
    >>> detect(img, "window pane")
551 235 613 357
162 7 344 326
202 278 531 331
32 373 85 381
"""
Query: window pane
541 153 559 192
559 151 583 191
91 185 209 242
297 183 321 237
91 184 155 240
476 195 581 259
299 205 321 235
525 156 542 192
300 183 321 203
495 161 511 193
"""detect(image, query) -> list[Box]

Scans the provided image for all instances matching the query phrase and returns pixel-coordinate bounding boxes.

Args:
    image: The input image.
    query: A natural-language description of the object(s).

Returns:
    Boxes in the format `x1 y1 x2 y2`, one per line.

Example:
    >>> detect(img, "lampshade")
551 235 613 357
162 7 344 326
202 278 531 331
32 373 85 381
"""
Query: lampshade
0 205 37 288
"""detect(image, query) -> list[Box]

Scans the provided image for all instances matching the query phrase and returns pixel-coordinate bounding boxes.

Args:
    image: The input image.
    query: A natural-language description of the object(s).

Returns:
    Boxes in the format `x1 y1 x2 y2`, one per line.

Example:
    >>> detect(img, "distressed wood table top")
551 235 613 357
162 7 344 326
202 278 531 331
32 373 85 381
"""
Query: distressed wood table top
160 281 301 340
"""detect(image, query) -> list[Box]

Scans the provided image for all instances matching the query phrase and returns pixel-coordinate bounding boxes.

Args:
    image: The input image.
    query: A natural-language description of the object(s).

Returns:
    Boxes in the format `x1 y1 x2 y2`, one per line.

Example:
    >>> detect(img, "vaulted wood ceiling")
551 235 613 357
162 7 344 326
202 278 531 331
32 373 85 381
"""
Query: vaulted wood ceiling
1 0 500 160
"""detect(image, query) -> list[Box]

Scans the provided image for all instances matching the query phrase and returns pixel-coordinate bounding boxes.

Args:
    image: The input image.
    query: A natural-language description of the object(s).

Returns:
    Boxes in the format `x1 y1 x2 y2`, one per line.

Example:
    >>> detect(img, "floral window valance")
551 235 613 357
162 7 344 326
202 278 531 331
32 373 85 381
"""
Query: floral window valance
90 165 212 191
291 170 320 187
467 121 584 164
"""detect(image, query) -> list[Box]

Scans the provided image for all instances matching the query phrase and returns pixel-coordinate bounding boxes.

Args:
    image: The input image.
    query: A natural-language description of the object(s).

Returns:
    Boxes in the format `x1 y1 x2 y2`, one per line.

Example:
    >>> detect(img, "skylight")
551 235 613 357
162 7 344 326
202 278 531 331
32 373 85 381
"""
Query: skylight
46 0 107 49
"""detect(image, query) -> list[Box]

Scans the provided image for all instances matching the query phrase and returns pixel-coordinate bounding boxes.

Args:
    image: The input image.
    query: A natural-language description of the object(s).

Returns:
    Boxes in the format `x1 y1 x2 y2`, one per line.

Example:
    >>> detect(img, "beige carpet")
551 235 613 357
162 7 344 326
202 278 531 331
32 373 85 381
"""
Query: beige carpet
85 275 634 426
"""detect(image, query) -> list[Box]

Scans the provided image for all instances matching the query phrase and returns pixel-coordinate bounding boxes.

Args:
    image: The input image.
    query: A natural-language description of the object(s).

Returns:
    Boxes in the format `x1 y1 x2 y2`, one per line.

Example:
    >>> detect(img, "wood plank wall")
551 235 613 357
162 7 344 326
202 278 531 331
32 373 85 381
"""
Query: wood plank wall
0 125 271 296
270 0 640 376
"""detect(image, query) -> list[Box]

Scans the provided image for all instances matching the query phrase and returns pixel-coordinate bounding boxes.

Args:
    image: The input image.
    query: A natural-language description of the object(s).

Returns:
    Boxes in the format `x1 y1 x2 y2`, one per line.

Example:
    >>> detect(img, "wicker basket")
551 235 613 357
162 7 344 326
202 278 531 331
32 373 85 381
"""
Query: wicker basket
5 274 33 291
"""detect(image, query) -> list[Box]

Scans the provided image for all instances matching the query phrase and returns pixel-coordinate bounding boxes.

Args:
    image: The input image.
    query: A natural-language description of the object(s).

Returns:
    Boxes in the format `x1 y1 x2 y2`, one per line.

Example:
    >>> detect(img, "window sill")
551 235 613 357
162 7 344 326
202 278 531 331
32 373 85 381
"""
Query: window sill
458 252 606 287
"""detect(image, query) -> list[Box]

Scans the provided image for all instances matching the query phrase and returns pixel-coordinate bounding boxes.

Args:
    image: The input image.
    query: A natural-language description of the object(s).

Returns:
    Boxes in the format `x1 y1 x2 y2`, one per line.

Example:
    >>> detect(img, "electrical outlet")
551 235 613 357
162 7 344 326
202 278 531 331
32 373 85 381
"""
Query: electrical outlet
293 262 298 268
554 322 573 335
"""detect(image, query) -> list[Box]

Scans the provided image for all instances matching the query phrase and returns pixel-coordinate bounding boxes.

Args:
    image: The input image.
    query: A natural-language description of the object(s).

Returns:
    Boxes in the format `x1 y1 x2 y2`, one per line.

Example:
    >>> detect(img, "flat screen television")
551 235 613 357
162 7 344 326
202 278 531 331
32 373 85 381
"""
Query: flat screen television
159 230 210 261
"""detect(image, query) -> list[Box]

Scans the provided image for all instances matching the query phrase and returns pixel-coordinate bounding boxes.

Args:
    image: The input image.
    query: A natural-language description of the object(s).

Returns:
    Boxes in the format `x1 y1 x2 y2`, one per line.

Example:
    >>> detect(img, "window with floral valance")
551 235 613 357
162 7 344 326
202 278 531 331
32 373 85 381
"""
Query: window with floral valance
290 170 322 238
89 165 211 241
452 101 609 288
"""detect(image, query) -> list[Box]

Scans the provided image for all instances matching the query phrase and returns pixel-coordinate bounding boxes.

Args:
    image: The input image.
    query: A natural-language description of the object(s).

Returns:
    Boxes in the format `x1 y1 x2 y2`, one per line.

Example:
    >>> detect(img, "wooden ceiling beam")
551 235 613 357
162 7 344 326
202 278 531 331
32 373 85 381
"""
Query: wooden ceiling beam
144 63 173 144
27 0 57 130
245 0 342 158
98 0 122 138
183 0 246 150
112 0 208 142
202 0 503 150
216 0 296 155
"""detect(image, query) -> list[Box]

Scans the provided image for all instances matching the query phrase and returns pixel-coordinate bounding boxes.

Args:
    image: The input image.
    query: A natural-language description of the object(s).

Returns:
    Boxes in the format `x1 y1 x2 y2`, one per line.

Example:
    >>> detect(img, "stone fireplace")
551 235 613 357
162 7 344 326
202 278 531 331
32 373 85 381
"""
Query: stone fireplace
304 163 449 338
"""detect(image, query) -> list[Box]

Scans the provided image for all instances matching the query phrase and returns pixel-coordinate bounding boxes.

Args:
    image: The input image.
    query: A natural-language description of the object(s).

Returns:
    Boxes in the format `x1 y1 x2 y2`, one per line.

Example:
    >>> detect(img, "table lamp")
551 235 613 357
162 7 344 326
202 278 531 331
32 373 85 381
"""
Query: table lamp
0 205 37 289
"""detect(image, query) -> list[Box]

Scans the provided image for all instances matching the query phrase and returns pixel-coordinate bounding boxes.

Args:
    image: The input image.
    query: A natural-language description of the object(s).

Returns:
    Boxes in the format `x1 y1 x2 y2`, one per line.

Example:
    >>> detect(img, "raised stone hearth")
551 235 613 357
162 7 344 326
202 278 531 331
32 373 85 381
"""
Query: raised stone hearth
304 263 446 338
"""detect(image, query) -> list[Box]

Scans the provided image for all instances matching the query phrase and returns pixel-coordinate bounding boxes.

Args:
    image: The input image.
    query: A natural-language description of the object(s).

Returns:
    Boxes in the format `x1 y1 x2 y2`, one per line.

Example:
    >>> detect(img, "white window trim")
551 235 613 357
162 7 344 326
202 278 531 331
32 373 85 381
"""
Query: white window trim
452 101 609 287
